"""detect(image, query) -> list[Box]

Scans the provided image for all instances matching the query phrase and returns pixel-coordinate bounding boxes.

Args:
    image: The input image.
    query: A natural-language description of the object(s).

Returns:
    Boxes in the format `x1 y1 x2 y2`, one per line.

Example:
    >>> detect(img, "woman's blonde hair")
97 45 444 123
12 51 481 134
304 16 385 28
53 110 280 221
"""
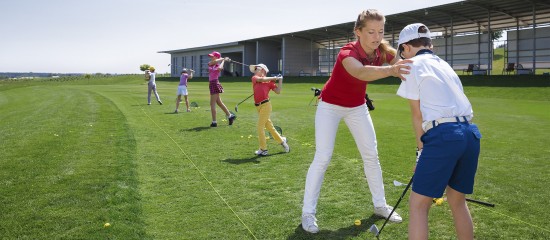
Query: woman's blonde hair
354 9 396 63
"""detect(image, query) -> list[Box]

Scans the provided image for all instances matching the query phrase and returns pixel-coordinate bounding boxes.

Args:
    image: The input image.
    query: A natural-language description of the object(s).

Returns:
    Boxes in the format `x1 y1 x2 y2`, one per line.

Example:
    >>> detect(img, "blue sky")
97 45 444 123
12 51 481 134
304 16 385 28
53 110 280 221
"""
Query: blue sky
0 0 460 74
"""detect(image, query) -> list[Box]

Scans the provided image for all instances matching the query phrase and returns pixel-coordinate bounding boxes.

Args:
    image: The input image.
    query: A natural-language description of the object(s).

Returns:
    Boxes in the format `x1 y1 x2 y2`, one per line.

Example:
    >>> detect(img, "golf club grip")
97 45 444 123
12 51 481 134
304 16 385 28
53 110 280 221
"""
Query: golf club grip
466 198 495 207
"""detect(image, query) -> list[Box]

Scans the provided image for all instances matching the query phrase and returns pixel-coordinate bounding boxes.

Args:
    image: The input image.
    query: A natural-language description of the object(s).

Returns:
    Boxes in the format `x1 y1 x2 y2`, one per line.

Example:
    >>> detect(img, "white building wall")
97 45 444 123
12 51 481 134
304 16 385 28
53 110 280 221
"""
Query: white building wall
507 27 550 68
282 37 322 76
432 34 491 70
257 41 280 75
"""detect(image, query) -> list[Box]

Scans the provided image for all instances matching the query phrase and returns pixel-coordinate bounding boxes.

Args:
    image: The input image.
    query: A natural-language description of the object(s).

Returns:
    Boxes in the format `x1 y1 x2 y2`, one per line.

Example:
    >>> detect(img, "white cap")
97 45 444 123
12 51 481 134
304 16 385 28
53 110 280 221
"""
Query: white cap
397 23 432 46
249 63 269 73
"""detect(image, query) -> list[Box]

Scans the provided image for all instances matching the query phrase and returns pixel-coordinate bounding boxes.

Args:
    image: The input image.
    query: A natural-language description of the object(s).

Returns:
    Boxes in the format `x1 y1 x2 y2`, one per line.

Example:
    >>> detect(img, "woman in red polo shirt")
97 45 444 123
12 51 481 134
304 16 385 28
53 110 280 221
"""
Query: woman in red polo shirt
301 9 412 233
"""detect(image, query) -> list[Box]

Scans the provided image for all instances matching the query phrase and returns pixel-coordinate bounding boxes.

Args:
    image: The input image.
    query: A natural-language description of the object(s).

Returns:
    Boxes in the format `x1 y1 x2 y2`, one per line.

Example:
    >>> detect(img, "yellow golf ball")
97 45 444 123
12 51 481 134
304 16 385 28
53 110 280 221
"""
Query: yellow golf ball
104 223 111 228
435 198 444 205
354 219 361 226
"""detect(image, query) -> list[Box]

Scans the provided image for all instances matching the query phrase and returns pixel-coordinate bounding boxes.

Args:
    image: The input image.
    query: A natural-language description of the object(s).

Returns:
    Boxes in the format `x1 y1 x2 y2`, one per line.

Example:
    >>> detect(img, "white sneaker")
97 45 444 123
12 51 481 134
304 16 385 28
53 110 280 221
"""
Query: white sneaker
255 149 268 156
301 214 319 233
281 137 290 153
374 205 402 223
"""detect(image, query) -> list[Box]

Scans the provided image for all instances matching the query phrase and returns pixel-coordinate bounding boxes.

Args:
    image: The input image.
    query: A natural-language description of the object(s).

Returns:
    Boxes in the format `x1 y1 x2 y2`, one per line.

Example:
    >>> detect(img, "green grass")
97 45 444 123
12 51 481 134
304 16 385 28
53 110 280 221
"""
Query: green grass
1 75 549 239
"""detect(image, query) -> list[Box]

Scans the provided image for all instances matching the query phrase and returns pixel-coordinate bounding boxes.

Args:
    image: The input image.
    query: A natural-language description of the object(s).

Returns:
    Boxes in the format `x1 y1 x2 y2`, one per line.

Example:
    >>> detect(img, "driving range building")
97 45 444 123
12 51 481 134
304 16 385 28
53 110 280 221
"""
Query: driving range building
159 0 550 77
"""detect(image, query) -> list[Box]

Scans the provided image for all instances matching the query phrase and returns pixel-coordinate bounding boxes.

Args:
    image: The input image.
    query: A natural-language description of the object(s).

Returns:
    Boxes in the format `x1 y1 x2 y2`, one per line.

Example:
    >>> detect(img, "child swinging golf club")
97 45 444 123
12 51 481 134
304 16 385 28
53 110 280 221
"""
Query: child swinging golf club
174 68 194 113
249 64 289 156
207 51 236 127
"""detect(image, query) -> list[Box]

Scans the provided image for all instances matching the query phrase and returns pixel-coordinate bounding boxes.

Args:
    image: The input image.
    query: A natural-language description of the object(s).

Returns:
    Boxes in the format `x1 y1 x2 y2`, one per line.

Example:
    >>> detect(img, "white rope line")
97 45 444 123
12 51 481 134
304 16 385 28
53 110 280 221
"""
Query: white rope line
137 101 257 240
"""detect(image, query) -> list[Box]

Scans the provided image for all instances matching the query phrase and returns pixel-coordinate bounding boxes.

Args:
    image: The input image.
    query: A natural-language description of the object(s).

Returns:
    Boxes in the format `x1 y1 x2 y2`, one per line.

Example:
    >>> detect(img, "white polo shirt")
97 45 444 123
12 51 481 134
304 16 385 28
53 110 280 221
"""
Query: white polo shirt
396 50 473 122
149 72 156 84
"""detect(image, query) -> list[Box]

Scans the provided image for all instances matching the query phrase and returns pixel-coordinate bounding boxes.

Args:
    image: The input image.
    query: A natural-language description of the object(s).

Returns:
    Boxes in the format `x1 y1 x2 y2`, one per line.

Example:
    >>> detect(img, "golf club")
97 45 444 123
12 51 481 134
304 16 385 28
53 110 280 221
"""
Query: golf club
393 180 495 207
309 87 321 106
229 60 250 67
267 126 284 139
370 175 414 238
465 198 495 207
234 93 254 112
393 180 407 187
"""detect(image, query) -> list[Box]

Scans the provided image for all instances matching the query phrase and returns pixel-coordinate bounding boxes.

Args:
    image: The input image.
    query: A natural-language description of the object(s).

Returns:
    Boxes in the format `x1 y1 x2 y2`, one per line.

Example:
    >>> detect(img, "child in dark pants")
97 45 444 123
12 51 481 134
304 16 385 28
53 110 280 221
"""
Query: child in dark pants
396 23 482 240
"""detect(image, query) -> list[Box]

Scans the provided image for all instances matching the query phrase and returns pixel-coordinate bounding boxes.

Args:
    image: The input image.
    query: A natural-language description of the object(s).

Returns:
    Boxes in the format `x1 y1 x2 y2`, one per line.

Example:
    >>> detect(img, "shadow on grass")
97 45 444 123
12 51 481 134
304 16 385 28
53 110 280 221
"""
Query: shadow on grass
286 215 383 240
180 126 211 132
221 152 286 164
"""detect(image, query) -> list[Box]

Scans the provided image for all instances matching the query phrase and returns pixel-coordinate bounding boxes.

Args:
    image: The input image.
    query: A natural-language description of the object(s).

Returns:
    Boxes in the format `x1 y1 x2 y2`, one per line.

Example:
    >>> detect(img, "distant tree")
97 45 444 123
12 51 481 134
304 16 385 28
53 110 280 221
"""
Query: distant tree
84 74 91 79
140 64 150 72
496 43 507 49
491 30 503 41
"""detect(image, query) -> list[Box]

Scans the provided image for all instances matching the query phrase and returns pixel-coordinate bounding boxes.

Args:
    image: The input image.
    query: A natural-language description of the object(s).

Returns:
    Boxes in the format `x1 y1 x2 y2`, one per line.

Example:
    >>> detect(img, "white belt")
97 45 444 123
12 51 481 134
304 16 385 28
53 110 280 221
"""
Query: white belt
422 116 472 132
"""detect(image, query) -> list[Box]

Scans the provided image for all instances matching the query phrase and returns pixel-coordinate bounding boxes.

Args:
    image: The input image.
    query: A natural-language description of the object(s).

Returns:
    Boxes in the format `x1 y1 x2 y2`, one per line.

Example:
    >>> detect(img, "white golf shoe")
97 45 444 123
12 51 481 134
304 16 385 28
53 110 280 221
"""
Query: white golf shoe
255 149 268 156
374 205 402 223
281 137 290 153
301 214 319 233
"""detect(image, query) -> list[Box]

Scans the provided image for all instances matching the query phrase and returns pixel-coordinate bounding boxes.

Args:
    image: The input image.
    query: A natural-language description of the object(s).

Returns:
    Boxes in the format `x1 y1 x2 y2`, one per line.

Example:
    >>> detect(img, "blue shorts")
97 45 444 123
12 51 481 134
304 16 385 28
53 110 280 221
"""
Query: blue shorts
412 122 482 198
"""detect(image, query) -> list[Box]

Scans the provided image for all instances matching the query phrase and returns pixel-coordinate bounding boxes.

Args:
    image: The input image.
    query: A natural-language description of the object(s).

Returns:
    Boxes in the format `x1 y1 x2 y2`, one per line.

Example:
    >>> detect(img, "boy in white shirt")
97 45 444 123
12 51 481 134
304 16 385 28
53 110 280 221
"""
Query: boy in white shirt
396 23 482 240
147 66 162 105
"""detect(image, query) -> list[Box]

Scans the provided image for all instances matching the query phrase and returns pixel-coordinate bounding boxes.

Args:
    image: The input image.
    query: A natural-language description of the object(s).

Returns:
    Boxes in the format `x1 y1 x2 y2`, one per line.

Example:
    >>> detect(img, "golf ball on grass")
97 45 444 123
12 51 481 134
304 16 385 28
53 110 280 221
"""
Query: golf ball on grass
433 198 444 205
104 223 111 228
354 219 361 226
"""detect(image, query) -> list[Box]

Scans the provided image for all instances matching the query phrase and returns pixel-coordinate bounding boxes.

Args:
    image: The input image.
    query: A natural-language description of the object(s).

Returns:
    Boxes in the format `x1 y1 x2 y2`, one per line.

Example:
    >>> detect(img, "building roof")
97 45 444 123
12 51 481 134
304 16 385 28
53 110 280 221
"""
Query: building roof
160 0 550 53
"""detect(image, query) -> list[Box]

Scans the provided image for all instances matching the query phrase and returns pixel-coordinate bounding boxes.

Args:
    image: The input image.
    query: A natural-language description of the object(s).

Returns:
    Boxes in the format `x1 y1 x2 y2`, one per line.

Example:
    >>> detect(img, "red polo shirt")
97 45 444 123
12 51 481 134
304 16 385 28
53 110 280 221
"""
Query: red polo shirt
252 76 276 104
320 41 394 107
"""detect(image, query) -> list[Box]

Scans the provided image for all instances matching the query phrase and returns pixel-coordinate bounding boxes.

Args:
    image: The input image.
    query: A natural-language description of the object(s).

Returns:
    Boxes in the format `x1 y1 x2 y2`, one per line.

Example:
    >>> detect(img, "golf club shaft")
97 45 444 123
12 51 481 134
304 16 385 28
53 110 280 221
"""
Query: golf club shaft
466 198 495 207
230 60 249 67
237 93 254 105
376 175 414 237
235 93 254 112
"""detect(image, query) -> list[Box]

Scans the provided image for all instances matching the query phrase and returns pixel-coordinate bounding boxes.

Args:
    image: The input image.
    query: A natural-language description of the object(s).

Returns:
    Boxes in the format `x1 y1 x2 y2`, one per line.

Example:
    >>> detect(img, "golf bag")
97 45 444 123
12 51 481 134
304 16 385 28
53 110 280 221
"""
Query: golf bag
365 93 375 111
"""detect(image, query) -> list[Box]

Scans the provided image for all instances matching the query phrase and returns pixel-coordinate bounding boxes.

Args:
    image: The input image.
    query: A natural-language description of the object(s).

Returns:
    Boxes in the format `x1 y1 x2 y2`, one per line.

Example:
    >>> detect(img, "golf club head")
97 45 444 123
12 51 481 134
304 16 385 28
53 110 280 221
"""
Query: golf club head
274 126 283 136
234 106 238 112
393 180 406 187
369 224 380 235
266 126 283 140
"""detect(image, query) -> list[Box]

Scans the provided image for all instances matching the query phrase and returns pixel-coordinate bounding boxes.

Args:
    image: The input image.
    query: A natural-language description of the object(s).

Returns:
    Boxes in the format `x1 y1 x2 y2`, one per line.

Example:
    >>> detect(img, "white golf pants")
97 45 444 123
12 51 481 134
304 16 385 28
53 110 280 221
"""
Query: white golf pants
148 82 161 104
302 100 387 215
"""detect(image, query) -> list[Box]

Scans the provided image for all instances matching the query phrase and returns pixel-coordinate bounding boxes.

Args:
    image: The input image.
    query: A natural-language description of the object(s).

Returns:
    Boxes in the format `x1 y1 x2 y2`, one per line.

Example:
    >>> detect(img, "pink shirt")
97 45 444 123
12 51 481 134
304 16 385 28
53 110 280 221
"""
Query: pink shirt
320 41 395 107
208 64 221 82
179 73 189 86
252 76 276 104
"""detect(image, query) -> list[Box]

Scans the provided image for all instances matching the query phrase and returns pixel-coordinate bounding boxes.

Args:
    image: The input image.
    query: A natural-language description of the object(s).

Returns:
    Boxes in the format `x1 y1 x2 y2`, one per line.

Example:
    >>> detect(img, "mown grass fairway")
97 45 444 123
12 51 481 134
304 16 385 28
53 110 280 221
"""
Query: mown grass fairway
1 75 549 239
